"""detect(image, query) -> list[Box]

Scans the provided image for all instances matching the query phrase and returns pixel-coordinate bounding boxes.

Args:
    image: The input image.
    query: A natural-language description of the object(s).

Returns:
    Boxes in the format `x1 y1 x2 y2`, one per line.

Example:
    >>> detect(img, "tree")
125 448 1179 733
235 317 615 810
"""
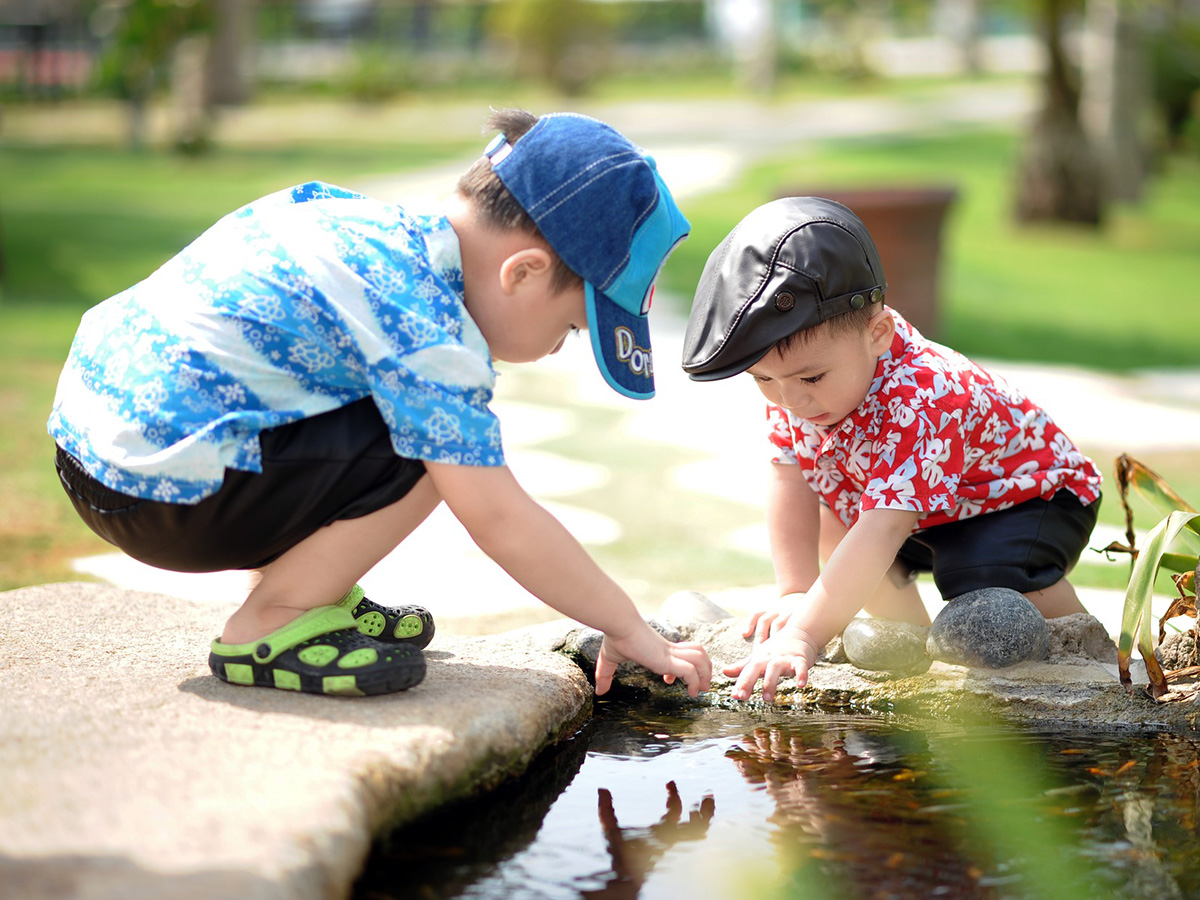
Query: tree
1080 0 1151 203
1015 0 1105 225
94 0 211 150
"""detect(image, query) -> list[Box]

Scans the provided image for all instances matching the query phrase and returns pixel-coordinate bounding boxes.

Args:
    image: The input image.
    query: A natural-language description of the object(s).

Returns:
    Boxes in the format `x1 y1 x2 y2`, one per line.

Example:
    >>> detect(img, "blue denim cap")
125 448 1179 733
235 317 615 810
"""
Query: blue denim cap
485 113 691 399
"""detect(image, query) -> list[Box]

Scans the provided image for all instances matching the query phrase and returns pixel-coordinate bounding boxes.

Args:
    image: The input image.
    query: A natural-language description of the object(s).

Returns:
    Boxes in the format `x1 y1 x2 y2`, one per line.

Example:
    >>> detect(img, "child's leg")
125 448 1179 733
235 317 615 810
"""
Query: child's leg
221 474 442 644
819 506 931 626
1024 578 1087 618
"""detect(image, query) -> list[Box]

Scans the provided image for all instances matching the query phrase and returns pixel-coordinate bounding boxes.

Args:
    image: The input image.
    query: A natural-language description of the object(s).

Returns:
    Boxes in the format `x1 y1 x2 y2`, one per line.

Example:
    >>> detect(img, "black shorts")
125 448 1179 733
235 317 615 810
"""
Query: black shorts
896 490 1100 600
55 398 427 572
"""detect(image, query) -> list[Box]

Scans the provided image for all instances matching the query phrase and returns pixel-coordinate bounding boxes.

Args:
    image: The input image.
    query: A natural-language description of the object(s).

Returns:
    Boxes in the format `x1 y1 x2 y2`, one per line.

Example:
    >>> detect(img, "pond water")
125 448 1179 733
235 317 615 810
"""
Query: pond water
355 701 1200 900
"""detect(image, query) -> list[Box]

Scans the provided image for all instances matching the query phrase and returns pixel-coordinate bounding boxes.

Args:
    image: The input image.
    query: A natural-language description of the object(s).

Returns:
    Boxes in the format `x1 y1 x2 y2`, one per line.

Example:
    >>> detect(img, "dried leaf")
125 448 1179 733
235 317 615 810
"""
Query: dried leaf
1158 591 1198 644
1101 540 1136 561
1166 665 1200 681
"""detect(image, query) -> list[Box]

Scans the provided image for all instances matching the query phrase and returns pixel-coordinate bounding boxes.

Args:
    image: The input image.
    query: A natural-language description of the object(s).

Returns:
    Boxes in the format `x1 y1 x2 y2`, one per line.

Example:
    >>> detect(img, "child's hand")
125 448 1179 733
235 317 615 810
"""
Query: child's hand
722 627 819 703
595 627 712 698
742 592 805 644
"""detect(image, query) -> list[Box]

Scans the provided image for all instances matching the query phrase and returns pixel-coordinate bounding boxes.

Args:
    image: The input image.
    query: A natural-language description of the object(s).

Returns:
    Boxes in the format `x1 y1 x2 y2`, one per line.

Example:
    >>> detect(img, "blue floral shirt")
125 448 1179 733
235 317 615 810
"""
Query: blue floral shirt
49 181 503 505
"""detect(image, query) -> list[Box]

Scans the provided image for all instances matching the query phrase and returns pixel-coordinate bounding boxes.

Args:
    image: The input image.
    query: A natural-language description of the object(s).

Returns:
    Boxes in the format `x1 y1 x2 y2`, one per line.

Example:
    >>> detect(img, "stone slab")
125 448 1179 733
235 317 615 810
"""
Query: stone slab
0 584 591 900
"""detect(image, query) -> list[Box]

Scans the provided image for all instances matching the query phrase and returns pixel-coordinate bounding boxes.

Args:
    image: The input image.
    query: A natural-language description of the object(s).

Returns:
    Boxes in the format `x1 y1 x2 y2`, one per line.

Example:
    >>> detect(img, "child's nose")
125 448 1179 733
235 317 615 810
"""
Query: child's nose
779 383 811 409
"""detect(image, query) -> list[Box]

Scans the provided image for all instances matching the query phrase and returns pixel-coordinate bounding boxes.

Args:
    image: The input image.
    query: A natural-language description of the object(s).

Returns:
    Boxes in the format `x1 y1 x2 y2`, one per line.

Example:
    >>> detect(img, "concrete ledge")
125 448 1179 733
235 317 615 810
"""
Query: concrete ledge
0 583 591 900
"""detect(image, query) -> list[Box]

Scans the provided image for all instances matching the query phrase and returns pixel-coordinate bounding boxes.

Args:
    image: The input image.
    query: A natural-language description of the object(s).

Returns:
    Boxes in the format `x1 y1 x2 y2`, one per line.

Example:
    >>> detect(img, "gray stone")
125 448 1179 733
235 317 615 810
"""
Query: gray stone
1047 613 1118 663
657 590 735 628
0 583 591 900
550 618 692 696
841 617 932 676
926 588 1050 668
1156 630 1199 671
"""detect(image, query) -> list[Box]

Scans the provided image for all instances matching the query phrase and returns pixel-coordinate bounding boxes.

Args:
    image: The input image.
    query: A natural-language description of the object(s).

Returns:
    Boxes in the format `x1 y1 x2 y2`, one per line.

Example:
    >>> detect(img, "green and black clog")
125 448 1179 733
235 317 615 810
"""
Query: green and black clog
336 584 435 649
208 606 425 696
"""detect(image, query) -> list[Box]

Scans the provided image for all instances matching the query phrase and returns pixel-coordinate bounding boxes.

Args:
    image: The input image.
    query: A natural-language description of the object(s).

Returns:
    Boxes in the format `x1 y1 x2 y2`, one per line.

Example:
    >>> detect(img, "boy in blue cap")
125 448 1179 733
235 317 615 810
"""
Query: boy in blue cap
50 109 711 699
682 197 1101 702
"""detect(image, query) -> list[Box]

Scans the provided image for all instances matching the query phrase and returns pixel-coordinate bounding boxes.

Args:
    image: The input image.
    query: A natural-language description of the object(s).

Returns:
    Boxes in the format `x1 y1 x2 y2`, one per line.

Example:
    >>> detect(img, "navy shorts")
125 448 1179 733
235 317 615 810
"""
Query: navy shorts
896 490 1100 600
55 398 427 573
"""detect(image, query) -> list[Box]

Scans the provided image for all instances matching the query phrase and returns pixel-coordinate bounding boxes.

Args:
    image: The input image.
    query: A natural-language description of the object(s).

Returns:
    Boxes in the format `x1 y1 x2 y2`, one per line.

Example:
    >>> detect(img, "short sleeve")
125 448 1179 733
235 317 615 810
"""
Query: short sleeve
859 402 966 514
369 360 503 466
767 403 798 465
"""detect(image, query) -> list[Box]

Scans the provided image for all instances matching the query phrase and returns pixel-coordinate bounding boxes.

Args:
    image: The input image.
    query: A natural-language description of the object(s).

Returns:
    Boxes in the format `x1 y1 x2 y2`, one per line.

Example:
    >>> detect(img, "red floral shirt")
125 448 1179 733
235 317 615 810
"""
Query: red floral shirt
768 309 1102 531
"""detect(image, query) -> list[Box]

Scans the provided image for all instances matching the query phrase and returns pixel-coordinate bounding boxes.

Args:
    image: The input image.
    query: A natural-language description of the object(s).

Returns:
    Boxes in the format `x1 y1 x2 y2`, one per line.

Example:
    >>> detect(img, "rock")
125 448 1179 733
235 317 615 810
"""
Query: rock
821 633 848 664
1156 630 1199 671
926 588 1049 668
1047 613 1117 663
657 590 734 628
842 617 931 676
553 618 690 696
1 583 592 900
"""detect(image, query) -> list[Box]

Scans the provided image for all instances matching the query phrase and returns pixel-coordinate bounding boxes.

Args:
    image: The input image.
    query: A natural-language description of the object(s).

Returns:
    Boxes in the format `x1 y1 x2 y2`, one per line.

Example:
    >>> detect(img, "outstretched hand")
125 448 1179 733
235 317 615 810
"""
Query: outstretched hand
741 598 802 645
722 627 819 703
595 627 712 698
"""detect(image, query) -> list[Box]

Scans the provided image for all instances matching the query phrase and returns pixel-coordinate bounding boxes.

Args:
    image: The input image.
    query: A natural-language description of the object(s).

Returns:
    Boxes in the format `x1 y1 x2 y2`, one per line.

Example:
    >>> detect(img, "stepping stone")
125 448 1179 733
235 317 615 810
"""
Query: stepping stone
842 617 931 675
927 587 1049 668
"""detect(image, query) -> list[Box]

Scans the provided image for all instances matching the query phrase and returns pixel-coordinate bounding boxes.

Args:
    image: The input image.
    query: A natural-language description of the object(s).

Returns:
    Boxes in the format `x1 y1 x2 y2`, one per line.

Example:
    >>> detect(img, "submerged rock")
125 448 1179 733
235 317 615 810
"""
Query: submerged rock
842 617 931 676
927 587 1049 668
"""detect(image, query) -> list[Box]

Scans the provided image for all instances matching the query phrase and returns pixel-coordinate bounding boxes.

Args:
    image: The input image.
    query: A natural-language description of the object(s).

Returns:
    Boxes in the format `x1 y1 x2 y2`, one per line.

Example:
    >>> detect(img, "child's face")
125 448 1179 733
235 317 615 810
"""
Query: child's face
488 278 588 364
746 314 893 427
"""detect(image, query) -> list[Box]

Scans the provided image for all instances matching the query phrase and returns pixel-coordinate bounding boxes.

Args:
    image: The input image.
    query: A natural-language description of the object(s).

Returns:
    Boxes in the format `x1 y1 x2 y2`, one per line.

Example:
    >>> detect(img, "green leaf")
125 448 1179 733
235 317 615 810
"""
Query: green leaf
1118 510 1200 696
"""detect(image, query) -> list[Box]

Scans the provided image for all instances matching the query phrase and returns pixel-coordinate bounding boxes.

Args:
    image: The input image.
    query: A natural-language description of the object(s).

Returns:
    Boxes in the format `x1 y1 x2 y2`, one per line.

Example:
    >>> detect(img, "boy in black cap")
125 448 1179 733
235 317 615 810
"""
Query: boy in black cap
682 197 1101 702
50 109 710 699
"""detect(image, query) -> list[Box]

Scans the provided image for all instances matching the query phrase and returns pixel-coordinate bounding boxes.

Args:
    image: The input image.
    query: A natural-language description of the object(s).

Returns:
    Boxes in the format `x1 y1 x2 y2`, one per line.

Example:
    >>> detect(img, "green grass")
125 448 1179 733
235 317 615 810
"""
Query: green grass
661 130 1200 371
1 141 475 308
4 114 1200 596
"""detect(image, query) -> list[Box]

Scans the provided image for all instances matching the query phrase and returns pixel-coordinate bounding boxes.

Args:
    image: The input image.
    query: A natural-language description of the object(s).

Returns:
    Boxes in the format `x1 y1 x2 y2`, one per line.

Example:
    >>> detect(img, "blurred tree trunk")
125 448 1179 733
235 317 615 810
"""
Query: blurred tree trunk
206 0 254 106
937 0 984 74
1080 0 1149 202
171 33 212 153
1015 0 1105 225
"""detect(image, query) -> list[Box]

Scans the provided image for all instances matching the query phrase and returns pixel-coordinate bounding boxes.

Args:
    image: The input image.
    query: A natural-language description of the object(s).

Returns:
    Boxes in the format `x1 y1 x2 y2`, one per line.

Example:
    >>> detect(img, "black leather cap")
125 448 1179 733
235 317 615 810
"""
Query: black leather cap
682 197 887 381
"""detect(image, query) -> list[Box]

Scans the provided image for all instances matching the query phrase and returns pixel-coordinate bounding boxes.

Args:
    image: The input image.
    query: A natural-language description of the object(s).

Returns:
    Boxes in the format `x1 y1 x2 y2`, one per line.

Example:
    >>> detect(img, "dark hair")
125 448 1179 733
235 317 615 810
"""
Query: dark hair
771 297 884 356
456 108 582 295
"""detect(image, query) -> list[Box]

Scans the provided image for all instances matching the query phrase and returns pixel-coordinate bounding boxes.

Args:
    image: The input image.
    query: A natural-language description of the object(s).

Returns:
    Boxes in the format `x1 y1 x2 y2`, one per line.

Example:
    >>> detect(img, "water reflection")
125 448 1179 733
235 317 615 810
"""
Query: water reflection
727 724 994 898
356 706 1200 900
581 782 715 899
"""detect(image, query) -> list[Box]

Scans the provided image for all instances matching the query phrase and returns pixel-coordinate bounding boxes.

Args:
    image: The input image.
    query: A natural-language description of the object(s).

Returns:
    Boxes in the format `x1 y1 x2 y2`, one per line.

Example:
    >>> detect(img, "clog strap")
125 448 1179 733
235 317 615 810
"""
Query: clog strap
209 606 359 664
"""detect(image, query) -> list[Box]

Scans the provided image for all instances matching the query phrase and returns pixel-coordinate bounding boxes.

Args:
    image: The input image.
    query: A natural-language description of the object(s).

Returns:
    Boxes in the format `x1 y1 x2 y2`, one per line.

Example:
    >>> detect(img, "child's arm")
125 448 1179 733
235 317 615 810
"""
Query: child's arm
425 461 713 697
724 506 919 702
742 462 823 644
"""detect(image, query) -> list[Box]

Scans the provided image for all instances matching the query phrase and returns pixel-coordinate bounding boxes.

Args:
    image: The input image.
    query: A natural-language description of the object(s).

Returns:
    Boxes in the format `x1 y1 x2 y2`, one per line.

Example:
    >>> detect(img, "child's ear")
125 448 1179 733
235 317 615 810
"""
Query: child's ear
499 248 553 294
867 308 895 354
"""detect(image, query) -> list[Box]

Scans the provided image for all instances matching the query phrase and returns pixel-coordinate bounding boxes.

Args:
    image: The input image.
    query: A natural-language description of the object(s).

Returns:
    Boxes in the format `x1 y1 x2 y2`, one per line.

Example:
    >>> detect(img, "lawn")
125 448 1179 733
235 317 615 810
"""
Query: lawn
3 100 1199 598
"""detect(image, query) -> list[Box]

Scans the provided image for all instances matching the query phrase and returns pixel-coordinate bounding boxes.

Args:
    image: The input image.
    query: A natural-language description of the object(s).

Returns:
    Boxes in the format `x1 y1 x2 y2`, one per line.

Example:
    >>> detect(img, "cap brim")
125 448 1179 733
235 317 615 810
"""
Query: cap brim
586 282 655 400
683 343 771 382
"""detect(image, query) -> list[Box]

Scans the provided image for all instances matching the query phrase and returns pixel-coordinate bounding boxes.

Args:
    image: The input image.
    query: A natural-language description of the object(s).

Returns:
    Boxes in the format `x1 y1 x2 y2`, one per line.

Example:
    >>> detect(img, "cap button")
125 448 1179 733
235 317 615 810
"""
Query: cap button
774 291 795 312
870 288 883 304
850 293 866 310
